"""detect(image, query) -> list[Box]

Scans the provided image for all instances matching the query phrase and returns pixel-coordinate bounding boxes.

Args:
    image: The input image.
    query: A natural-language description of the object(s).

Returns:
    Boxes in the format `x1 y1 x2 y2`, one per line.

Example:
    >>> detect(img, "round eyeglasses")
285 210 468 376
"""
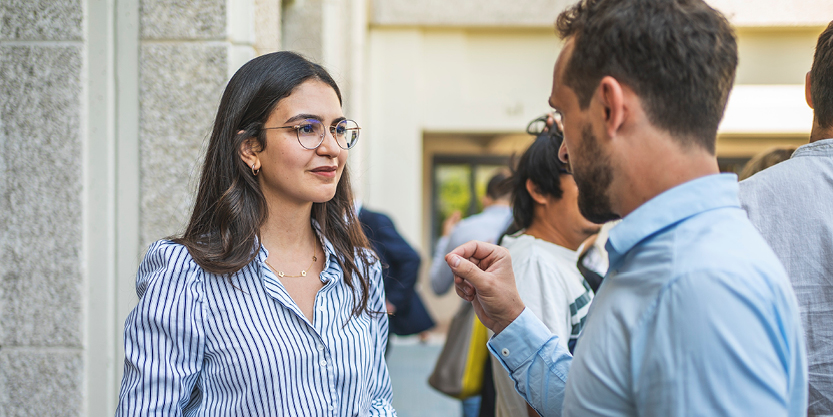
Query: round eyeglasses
262 119 360 150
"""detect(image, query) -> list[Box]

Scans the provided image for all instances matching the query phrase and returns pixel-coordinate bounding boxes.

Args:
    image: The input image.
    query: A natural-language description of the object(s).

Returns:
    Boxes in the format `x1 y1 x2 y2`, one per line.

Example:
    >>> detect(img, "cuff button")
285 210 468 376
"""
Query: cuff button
501 348 510 357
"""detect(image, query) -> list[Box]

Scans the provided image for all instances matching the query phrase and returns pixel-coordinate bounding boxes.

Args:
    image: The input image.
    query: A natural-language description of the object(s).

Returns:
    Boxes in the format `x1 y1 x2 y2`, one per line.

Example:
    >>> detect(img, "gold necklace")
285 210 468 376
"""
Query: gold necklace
265 240 318 278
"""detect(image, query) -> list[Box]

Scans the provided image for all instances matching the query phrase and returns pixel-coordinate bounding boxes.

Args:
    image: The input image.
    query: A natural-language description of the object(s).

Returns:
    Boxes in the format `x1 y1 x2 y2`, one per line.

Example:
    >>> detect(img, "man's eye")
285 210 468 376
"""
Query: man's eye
299 124 316 134
335 125 346 135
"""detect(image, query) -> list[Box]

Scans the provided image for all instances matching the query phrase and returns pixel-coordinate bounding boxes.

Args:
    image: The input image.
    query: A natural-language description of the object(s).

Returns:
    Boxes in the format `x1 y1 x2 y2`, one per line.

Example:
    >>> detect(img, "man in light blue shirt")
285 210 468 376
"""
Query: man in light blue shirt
739 22 833 416
444 0 808 416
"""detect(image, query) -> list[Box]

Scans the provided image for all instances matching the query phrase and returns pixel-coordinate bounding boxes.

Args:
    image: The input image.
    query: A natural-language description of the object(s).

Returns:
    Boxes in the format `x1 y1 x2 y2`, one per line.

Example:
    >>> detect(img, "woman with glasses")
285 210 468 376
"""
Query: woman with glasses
116 51 395 416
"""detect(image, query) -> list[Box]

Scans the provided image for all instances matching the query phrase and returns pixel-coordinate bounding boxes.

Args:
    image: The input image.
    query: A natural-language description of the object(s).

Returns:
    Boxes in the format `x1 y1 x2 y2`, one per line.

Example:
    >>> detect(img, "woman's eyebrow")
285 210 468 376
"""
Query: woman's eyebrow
283 114 347 125
284 113 322 124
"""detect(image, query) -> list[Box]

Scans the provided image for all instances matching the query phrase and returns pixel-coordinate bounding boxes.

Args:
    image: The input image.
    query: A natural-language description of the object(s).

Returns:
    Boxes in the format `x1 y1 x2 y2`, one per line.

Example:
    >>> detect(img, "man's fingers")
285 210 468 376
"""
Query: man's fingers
455 279 474 301
447 240 501 264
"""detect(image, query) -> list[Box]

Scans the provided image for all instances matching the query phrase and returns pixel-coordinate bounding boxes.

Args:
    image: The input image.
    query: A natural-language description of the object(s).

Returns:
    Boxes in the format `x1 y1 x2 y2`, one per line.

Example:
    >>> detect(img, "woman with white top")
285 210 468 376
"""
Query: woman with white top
115 51 395 416
492 130 601 417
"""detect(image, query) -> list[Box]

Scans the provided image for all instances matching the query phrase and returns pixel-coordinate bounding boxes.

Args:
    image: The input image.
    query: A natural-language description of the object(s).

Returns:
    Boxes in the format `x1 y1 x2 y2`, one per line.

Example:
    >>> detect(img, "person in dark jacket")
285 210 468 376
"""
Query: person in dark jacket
358 205 435 341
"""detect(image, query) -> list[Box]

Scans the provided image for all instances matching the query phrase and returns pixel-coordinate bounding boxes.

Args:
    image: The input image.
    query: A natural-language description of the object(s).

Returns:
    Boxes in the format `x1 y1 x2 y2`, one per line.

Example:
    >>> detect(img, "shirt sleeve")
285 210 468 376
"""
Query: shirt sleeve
632 271 795 417
366 261 397 417
489 308 573 417
115 241 206 417
429 235 454 295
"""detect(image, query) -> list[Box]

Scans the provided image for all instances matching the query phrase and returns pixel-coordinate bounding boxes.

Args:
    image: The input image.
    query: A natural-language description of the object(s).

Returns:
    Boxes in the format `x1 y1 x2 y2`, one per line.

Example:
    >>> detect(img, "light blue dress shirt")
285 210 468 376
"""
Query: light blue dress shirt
740 138 833 416
115 236 395 416
489 174 808 417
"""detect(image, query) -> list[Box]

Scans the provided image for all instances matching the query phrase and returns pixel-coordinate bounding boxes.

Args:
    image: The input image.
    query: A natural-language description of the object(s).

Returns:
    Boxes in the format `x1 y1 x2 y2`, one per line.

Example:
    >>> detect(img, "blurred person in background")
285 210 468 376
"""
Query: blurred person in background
358 203 435 352
739 20 833 416
492 125 600 417
738 146 797 180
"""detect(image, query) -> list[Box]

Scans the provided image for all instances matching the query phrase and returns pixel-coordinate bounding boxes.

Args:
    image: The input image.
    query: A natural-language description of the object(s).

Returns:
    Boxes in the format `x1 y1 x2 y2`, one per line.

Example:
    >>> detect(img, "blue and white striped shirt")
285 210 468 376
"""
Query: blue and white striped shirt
115 237 396 416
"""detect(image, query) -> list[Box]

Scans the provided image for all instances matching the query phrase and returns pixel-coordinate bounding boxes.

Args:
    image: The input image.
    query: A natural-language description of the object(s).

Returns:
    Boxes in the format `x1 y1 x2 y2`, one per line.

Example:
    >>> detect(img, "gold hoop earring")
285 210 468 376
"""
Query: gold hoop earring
251 163 260 176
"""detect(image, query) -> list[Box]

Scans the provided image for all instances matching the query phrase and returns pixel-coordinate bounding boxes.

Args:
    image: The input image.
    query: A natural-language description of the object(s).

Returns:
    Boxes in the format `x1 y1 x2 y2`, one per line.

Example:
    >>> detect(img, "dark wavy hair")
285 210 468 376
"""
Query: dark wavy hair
556 0 737 154
173 51 374 317
506 133 567 235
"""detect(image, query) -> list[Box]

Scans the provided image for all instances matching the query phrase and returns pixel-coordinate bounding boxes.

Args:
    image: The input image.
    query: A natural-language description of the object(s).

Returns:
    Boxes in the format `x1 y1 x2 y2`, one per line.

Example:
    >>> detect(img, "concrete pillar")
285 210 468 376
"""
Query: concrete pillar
0 0 86 415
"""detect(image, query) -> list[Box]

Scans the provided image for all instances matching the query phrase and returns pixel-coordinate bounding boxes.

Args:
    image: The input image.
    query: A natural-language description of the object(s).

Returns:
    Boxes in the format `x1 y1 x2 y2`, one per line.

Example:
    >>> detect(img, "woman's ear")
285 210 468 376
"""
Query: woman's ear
239 131 261 171
525 178 549 205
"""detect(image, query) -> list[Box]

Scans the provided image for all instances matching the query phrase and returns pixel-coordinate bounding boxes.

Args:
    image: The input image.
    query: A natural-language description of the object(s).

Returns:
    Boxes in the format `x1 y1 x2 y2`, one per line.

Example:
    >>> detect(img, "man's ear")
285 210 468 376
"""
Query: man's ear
806 71 814 109
525 179 549 205
239 132 261 170
597 76 626 138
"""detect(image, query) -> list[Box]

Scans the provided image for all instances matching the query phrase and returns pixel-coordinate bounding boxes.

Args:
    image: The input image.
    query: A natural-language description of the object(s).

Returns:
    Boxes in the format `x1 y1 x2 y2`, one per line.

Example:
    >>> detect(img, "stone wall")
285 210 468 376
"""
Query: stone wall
0 0 86 415
139 0 231 248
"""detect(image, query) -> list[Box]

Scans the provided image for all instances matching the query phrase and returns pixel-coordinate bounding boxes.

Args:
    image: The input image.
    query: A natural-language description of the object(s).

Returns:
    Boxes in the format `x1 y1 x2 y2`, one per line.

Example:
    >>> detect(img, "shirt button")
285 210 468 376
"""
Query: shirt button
320 360 327 366
317 344 325 351
501 348 510 357
318 305 326 312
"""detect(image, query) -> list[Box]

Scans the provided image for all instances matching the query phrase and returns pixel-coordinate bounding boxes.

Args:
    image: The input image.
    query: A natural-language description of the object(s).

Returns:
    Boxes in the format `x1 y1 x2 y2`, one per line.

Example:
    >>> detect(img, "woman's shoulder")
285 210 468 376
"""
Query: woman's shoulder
136 240 204 298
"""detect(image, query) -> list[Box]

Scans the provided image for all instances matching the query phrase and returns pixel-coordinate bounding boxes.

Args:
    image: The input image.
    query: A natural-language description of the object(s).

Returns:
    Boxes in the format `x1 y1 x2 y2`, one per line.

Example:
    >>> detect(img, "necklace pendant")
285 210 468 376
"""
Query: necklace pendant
278 271 285 278
301 270 307 277
313 255 317 262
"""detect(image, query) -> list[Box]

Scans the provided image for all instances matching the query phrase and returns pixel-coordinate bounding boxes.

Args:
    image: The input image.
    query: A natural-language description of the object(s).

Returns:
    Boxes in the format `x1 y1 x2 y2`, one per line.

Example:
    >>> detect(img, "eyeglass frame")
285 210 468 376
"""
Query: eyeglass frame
261 118 361 150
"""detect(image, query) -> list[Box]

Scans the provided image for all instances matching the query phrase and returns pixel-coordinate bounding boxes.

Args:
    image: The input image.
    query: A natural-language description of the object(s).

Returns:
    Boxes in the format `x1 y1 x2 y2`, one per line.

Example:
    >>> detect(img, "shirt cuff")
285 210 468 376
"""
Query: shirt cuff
487 308 553 374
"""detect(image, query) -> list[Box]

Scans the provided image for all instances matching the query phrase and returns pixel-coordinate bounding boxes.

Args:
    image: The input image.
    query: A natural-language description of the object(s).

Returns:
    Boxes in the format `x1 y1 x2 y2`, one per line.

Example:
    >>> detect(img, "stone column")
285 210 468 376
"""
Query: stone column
0 0 86 415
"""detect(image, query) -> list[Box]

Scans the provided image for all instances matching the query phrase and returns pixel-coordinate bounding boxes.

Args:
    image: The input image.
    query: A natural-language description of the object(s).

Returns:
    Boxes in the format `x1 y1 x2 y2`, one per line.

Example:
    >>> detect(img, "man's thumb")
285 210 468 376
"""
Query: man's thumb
447 254 480 283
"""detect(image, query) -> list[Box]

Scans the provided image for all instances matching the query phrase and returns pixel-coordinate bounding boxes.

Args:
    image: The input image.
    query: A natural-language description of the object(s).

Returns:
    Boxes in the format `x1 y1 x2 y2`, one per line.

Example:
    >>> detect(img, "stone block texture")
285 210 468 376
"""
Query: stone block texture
282 0 324 62
0 349 83 417
139 43 227 248
141 0 226 40
0 45 84 347
0 0 83 40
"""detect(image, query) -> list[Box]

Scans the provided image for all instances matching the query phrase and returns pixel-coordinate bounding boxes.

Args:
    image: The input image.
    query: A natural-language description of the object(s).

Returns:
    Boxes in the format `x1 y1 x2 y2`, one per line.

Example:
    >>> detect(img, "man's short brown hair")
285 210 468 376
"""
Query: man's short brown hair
556 0 738 154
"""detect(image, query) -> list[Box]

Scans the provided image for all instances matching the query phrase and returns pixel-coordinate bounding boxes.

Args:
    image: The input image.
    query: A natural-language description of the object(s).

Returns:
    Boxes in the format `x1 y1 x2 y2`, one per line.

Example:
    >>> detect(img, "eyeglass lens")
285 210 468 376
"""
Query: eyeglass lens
296 119 360 150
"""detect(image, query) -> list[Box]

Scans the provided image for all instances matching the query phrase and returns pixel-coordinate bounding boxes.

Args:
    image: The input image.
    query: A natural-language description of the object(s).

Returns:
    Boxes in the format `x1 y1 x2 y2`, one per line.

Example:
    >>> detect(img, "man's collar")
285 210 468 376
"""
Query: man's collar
794 137 833 158
605 173 740 269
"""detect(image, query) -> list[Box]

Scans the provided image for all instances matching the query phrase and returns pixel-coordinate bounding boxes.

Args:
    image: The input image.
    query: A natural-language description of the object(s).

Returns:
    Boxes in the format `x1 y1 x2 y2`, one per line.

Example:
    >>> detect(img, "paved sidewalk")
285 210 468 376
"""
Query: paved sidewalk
387 336 460 417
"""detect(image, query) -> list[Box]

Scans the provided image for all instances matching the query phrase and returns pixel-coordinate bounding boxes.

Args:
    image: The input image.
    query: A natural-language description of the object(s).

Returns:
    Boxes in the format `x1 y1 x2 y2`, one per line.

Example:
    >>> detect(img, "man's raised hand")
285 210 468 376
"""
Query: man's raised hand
445 240 526 335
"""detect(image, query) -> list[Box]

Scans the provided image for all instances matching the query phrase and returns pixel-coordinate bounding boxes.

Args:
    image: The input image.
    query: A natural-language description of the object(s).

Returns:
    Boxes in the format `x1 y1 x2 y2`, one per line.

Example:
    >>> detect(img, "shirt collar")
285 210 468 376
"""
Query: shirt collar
257 222 342 283
605 173 740 269
792 138 833 158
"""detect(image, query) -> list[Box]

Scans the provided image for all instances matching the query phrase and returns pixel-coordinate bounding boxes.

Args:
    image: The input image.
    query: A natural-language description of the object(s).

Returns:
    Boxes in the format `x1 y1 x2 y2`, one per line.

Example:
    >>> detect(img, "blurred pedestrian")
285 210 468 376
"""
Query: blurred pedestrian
358 204 435 348
738 146 796 180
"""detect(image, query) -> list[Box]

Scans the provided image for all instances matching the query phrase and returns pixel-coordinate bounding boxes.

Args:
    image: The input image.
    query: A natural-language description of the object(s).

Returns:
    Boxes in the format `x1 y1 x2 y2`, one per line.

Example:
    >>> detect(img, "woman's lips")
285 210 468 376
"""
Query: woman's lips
310 166 338 177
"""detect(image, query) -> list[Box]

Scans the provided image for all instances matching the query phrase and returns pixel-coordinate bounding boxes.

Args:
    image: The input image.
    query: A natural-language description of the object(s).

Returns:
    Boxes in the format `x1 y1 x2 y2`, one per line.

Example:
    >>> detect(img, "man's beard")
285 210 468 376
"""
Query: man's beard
572 125 620 224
